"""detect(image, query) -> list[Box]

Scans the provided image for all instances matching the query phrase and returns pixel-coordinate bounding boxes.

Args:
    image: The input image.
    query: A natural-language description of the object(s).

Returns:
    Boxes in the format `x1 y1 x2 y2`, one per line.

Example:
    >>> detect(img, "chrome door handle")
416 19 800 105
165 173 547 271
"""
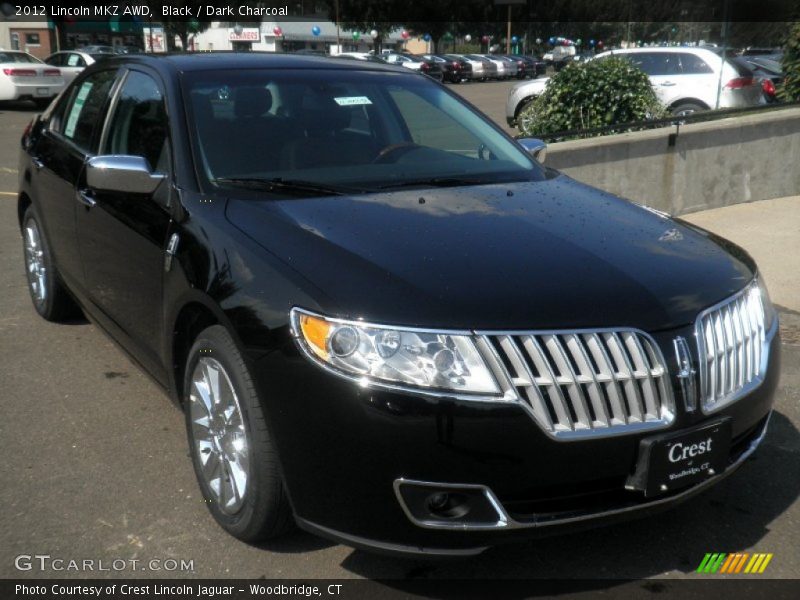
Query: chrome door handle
659 81 676 87
31 157 44 170
76 189 97 208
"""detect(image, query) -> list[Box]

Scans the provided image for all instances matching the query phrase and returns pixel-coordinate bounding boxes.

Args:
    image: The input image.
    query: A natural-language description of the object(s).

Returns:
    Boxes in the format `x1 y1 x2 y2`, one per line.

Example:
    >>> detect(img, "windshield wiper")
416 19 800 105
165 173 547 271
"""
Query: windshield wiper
213 177 366 197
376 177 490 190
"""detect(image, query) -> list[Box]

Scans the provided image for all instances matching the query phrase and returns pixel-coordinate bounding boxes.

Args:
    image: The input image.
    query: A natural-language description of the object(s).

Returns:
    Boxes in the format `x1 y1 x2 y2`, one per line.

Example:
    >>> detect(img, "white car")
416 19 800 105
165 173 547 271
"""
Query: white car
506 46 763 129
0 50 64 107
44 50 114 86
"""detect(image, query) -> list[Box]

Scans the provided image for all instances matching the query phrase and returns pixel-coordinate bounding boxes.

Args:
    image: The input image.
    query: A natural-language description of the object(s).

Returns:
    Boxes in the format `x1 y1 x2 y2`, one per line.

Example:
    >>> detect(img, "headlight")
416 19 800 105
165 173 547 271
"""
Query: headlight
290 308 500 396
755 275 777 331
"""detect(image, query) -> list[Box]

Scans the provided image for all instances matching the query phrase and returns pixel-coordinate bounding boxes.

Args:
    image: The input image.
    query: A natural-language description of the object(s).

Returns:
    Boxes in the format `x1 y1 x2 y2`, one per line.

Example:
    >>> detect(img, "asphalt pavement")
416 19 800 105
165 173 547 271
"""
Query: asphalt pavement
0 86 798 583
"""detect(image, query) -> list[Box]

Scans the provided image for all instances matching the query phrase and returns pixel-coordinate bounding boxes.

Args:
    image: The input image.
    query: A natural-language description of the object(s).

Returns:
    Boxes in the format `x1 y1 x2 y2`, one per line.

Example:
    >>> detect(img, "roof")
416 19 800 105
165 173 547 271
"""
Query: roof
118 51 409 75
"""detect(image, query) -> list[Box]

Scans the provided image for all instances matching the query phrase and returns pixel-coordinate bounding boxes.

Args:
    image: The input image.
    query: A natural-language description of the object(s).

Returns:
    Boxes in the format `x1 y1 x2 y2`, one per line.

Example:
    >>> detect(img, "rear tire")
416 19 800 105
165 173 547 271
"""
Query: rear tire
21 205 79 322
184 325 293 542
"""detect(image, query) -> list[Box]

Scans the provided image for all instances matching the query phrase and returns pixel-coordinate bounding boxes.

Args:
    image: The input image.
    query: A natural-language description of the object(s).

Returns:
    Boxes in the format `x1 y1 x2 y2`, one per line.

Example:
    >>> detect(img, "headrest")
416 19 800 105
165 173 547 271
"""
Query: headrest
234 87 272 118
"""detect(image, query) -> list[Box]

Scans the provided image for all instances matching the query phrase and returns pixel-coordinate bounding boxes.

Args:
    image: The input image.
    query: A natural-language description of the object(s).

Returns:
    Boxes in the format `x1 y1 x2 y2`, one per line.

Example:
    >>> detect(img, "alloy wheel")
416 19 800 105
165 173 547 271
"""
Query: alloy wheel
24 220 47 305
189 357 250 515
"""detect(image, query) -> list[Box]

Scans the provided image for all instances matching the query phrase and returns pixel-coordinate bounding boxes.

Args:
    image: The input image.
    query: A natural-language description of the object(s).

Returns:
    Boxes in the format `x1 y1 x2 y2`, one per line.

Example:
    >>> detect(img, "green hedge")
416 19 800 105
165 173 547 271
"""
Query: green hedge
518 56 665 139
780 23 800 101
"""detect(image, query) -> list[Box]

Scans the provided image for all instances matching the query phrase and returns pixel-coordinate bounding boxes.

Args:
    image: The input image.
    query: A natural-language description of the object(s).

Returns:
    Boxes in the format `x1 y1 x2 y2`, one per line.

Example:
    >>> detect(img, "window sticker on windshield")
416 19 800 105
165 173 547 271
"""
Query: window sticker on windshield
64 82 93 138
67 54 80 66
334 96 372 106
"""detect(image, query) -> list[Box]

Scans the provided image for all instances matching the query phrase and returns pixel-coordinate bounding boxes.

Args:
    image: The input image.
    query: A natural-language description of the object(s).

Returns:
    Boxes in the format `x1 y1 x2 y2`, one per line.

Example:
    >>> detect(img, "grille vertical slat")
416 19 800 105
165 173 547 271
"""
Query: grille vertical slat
584 333 628 425
483 329 673 438
696 283 769 413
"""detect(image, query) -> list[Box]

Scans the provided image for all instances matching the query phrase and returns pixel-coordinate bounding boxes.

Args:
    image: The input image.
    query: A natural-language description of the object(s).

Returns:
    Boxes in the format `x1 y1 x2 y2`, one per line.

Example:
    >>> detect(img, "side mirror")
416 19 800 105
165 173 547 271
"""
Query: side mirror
86 155 165 195
518 138 547 163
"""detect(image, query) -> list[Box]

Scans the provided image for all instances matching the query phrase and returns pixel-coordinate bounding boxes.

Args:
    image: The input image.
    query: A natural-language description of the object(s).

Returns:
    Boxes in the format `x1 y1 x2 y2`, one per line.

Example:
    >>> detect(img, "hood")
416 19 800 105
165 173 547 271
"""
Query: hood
225 176 755 331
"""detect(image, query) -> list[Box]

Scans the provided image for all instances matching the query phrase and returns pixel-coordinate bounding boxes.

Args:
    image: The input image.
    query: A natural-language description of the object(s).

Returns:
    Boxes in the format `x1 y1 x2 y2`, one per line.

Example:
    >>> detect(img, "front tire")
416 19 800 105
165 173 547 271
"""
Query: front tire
671 102 706 117
184 325 293 542
21 205 78 321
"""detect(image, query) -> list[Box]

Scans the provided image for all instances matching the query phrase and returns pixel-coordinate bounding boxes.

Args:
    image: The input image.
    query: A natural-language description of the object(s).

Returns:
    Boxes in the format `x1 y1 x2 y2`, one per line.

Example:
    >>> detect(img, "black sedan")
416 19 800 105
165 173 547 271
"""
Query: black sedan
18 53 779 557
422 53 472 83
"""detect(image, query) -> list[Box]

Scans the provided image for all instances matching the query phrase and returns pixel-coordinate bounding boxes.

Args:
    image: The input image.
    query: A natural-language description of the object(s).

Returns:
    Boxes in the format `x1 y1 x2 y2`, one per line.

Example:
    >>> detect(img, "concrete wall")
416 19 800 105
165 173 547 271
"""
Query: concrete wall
545 107 800 215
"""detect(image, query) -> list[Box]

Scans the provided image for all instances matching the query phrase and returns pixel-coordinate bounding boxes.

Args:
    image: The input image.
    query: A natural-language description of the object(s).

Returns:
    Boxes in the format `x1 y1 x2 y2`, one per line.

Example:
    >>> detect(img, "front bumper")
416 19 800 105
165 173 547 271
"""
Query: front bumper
255 324 779 557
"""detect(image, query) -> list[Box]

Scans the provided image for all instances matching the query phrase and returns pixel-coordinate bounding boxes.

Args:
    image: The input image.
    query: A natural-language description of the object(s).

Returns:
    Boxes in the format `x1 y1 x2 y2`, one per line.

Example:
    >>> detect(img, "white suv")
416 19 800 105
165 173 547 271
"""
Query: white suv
506 46 763 128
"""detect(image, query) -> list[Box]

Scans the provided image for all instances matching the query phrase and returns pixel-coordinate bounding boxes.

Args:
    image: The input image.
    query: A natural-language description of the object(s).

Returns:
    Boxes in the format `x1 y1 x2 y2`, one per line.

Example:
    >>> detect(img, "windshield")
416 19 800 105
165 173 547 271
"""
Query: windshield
183 69 543 195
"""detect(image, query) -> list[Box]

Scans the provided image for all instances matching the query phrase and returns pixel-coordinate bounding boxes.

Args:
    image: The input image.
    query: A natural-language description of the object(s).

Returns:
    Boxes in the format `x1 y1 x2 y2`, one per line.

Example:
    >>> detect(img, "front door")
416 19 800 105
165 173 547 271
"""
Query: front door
75 68 173 371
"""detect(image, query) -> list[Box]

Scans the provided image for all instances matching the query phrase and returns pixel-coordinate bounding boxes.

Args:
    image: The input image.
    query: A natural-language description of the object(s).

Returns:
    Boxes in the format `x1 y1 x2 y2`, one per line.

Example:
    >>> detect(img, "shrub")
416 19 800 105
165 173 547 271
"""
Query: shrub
780 22 800 102
518 56 666 139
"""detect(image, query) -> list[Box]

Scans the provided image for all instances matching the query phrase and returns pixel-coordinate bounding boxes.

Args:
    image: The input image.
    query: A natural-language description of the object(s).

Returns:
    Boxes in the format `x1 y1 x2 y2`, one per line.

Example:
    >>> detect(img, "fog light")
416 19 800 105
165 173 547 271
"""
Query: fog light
425 492 470 519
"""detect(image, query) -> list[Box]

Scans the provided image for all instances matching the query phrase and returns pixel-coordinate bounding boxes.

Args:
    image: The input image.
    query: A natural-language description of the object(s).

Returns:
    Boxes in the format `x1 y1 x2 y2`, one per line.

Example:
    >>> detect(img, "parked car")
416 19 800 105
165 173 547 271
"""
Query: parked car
421 54 469 83
742 55 783 103
495 55 521 79
604 48 764 115
465 54 499 80
115 45 143 54
506 46 765 128
509 54 547 78
44 51 115 86
383 53 443 81
18 52 779 557
478 54 510 78
455 54 489 80
335 52 387 64
441 54 475 81
80 45 117 54
0 50 64 107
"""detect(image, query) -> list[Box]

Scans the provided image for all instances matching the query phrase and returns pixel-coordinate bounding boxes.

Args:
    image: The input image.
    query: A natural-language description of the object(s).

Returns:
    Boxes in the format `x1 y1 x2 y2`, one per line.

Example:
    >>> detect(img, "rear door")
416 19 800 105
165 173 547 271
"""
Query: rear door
30 68 119 290
61 53 88 86
625 52 683 106
74 67 173 371
676 52 717 108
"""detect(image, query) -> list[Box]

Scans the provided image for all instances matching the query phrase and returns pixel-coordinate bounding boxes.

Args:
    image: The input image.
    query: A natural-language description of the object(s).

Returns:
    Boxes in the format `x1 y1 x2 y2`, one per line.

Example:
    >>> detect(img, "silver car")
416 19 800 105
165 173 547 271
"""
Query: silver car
44 51 114 86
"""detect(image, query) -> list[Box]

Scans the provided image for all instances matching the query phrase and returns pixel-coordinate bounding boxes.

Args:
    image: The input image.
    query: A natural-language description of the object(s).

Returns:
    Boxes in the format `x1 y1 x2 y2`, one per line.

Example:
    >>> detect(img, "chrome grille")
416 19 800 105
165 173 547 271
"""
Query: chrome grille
479 330 674 439
696 283 767 413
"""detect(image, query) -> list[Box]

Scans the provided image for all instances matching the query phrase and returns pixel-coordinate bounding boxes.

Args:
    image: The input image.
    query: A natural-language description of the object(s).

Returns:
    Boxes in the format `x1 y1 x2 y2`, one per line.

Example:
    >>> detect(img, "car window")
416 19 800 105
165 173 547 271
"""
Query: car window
0 52 40 63
45 54 62 66
67 53 86 67
60 69 117 153
104 71 169 172
626 52 680 76
679 53 713 74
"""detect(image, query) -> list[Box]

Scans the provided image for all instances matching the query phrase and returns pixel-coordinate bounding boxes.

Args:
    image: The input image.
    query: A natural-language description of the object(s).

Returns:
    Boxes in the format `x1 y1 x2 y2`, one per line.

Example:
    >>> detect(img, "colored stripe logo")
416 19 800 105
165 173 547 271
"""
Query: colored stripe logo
697 552 773 574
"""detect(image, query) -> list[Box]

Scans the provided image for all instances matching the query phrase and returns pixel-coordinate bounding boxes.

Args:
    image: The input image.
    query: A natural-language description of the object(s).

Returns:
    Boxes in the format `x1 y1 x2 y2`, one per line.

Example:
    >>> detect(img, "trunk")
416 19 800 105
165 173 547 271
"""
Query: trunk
178 31 189 52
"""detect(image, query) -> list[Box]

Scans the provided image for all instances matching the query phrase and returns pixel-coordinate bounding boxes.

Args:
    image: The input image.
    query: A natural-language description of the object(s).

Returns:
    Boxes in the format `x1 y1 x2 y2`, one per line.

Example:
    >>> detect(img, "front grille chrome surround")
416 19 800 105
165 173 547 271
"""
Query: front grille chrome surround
695 282 769 414
476 329 675 440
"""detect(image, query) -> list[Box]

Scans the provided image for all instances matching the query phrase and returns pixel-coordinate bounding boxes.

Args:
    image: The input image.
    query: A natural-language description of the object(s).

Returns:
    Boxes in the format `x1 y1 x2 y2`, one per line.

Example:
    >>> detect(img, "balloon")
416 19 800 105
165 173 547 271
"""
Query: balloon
482 35 490 43
548 37 556 45
464 34 472 42
576 38 582 45
597 40 604 48
311 26 321 36
589 39 595 46
511 35 518 43
370 29 378 39
401 30 409 39
535 38 542 44
423 33 431 42
273 26 282 36
352 31 360 40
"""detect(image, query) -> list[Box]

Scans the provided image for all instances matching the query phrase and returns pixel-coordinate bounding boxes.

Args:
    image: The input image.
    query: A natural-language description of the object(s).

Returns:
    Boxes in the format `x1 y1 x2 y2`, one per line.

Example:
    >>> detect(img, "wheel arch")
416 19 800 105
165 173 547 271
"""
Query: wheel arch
668 97 710 110
17 192 31 231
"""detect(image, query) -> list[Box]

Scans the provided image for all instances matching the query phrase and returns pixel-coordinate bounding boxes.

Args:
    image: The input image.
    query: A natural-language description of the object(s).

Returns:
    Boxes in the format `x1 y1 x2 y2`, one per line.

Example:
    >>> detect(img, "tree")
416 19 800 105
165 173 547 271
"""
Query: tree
144 1 217 50
781 22 800 101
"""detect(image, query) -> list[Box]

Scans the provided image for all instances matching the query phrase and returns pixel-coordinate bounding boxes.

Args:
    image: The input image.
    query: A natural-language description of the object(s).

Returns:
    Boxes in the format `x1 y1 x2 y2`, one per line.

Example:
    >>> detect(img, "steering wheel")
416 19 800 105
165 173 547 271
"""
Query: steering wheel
372 142 421 164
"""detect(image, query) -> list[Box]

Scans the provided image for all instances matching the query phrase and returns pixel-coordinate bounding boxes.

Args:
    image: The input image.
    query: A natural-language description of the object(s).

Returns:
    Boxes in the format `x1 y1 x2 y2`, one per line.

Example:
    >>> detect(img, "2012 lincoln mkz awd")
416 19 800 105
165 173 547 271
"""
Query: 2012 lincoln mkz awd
18 53 779 557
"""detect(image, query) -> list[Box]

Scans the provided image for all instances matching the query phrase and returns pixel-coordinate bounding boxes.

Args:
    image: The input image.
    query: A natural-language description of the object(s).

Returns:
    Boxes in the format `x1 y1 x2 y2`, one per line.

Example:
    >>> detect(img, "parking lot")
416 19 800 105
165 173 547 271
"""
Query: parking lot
1 84 799 583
